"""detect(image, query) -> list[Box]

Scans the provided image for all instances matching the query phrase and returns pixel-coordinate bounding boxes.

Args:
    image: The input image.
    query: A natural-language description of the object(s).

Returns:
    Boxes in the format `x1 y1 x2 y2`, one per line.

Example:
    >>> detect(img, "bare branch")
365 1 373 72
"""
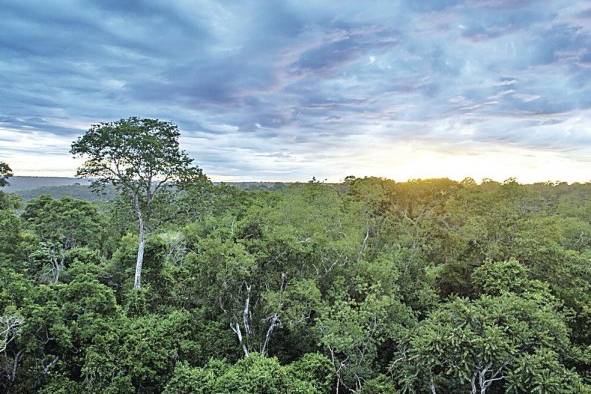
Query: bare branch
0 315 23 354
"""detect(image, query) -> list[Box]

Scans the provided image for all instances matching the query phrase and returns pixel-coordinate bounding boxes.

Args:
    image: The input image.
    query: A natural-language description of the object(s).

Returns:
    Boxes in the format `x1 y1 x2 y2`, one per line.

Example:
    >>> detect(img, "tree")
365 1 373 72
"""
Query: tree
394 288 574 393
506 349 590 393
0 162 15 210
471 258 529 296
22 196 102 283
71 117 204 288
0 162 12 187
0 210 30 264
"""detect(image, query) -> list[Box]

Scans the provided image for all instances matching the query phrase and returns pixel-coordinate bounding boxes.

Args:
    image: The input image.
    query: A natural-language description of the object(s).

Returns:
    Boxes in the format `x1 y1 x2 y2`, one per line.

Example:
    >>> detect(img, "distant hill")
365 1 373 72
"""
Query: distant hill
4 176 286 201
4 177 91 192
16 184 117 201
3 177 107 201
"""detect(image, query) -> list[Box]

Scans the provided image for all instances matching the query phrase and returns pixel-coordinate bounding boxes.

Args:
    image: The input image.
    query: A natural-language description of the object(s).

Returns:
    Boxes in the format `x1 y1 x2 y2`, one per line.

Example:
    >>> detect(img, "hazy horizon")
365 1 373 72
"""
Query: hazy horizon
2 1 591 183
5 174 591 186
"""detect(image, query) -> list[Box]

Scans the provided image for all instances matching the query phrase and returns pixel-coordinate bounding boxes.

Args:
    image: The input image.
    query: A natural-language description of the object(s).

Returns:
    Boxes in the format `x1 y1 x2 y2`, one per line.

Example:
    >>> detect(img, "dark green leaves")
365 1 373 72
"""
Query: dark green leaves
70 117 203 198
0 162 12 187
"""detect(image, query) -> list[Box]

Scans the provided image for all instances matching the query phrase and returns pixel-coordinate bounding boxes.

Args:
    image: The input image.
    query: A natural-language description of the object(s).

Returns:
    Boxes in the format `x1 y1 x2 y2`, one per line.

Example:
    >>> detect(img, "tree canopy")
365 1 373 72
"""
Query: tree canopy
1 162 590 392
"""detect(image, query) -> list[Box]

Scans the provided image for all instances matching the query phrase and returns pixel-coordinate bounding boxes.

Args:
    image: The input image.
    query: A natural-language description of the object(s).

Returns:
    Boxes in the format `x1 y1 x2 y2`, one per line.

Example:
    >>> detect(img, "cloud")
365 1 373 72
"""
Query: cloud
1 0 590 181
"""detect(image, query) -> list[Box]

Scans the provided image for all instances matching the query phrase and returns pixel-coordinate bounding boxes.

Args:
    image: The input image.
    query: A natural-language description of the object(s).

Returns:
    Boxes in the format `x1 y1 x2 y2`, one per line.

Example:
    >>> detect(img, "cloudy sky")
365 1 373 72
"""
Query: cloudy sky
1 0 591 182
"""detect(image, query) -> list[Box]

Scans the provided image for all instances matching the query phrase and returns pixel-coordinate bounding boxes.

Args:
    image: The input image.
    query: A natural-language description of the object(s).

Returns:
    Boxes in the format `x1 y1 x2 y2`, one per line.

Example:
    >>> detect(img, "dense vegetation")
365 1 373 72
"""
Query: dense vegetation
1 122 591 393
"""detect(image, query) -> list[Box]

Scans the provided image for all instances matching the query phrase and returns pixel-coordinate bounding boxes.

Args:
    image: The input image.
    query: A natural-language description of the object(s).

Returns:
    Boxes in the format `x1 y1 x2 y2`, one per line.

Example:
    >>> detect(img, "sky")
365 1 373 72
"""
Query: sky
1 0 591 182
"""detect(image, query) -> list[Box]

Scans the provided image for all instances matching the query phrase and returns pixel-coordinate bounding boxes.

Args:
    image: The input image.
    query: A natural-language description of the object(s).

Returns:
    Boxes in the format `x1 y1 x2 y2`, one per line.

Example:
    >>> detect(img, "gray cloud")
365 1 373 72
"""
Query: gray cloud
1 0 590 180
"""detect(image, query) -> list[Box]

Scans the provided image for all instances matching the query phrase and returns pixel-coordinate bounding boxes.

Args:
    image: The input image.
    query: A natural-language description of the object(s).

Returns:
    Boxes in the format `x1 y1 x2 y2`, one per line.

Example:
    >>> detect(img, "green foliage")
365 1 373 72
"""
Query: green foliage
287 353 334 393
358 374 399 393
506 349 591 393
1 175 591 392
23 195 102 249
214 353 316 393
394 288 573 393
20 195 103 283
317 289 414 391
70 117 203 195
472 258 529 295
82 310 198 393
163 361 218 394
0 209 29 263
164 354 323 393
0 161 12 187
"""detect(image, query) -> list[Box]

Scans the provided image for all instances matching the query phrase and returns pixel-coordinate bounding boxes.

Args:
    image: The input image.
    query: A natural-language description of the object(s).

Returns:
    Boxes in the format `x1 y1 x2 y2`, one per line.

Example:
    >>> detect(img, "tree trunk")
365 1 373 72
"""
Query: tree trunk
261 313 279 356
134 210 145 289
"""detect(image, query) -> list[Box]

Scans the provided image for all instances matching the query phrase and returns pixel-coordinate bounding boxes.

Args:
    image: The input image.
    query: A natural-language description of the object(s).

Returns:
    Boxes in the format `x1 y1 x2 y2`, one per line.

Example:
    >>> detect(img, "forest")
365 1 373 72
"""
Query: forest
1 119 591 393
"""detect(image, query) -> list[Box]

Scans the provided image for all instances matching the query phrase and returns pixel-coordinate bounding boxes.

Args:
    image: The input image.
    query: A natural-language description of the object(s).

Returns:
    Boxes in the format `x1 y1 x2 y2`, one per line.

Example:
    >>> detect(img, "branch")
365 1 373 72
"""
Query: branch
243 285 252 337
0 315 23 353
230 322 249 357
43 355 60 374
261 313 280 356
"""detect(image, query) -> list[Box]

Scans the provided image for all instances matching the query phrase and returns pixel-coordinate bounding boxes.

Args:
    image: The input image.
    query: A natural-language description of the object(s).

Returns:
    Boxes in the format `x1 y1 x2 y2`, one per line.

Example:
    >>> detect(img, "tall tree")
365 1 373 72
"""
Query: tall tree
0 162 12 187
71 117 203 288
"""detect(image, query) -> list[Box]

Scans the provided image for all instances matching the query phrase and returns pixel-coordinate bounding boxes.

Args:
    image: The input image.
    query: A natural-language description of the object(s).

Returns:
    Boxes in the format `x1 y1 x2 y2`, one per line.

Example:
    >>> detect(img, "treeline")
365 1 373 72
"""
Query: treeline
1 118 590 393
1 173 591 393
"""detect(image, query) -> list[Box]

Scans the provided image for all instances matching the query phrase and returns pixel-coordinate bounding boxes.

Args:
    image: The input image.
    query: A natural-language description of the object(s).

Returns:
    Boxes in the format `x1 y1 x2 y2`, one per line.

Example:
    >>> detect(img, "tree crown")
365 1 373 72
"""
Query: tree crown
0 162 13 187
71 117 204 198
